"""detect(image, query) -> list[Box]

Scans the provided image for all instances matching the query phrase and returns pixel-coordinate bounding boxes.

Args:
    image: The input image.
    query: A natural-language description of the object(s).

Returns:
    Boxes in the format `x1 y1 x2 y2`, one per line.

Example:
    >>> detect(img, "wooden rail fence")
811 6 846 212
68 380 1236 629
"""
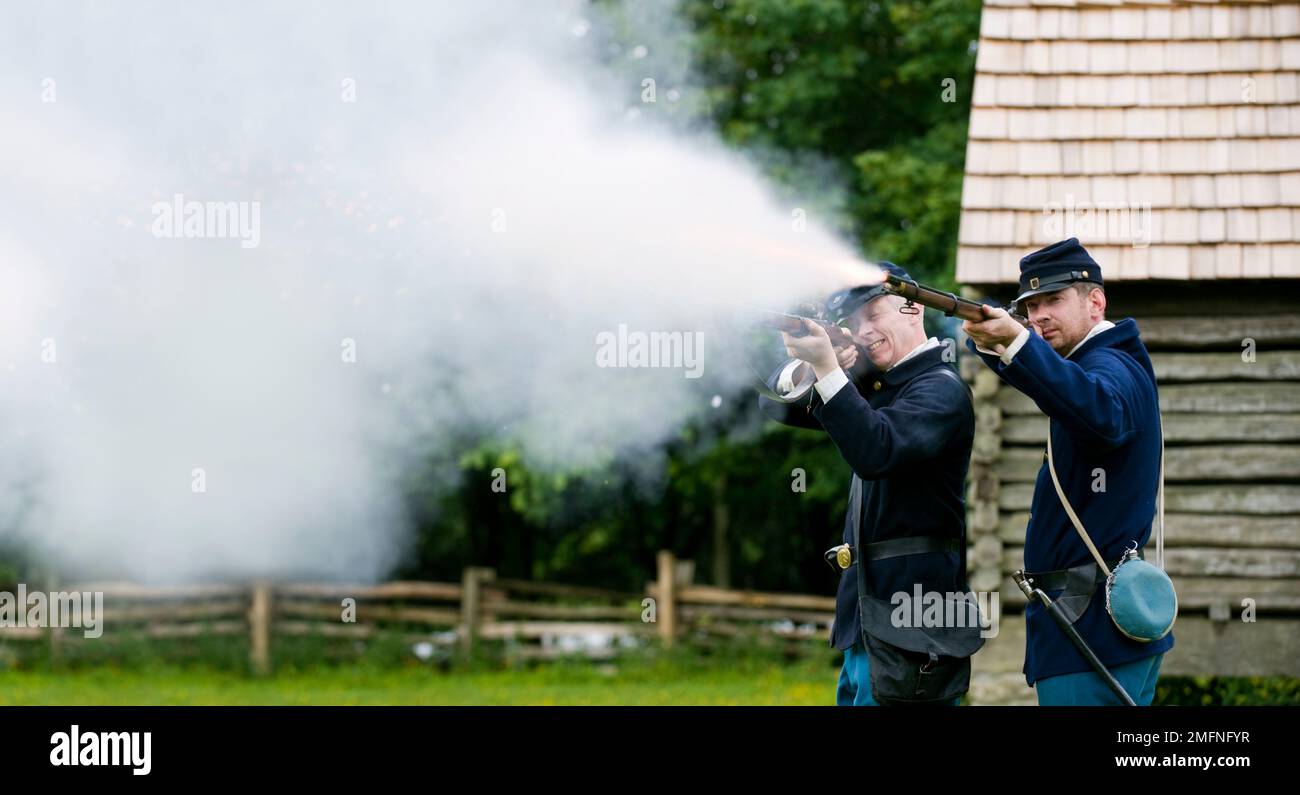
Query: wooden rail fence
2 548 1295 705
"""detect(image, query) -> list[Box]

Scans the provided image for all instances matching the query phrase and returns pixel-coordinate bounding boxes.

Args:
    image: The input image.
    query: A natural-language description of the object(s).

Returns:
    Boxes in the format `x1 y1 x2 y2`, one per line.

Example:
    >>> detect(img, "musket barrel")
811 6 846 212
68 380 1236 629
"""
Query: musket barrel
880 274 1031 327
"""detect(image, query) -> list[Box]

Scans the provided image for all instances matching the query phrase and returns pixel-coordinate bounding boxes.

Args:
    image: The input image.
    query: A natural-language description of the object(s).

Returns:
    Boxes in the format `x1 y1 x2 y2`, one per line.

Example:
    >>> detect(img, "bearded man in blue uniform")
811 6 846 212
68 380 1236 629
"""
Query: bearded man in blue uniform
962 238 1174 706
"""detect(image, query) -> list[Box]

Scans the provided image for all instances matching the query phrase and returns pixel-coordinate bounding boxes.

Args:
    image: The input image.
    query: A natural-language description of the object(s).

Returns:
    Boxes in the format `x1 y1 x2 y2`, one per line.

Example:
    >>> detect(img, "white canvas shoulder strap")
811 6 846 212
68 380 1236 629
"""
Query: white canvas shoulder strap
1045 418 1167 577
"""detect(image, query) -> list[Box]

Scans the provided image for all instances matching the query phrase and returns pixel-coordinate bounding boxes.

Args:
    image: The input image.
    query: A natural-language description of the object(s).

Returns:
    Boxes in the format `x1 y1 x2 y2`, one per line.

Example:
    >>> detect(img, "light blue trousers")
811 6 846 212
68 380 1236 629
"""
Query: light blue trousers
1033 652 1164 706
836 641 962 706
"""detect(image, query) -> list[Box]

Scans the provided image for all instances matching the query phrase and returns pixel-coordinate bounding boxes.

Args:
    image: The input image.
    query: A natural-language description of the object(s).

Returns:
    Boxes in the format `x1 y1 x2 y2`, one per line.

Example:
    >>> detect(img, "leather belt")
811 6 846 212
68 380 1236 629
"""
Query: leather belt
1023 547 1146 592
1021 561 1107 592
825 536 960 571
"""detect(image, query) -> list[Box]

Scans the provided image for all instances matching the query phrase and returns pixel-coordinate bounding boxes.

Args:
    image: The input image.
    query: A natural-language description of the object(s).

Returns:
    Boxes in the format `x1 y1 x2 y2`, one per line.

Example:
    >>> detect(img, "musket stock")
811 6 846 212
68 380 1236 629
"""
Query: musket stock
756 310 857 348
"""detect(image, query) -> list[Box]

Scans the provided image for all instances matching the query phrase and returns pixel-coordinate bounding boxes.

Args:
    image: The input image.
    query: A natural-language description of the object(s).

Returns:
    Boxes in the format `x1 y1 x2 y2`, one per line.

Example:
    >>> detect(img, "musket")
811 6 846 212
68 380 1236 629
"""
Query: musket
877 273 1032 328
744 273 1029 403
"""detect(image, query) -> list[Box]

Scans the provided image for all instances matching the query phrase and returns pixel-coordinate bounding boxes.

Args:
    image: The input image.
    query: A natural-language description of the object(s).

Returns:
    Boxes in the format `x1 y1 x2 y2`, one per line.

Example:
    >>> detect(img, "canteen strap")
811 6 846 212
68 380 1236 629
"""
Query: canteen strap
1046 423 1112 578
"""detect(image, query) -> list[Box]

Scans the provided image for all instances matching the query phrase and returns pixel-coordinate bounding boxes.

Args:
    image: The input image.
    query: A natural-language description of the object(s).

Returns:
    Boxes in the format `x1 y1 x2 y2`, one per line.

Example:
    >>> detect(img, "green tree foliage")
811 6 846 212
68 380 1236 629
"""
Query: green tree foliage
679 0 980 287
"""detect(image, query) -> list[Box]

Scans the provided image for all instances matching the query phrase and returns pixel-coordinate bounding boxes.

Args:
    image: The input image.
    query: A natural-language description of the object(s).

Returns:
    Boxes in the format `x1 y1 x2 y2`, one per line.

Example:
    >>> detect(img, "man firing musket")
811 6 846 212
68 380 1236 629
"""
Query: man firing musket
757 261 984 706
962 238 1176 706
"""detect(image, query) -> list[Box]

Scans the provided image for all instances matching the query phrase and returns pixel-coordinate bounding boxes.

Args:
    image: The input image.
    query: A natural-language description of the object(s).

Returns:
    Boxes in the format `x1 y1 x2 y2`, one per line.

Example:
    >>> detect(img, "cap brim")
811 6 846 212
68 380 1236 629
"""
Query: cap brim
828 286 890 321
1012 284 1070 305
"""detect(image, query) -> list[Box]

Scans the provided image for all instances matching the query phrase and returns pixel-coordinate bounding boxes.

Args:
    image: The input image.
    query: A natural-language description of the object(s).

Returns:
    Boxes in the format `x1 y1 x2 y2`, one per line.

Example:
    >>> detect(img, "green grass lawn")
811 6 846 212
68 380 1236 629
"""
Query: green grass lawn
0 655 837 706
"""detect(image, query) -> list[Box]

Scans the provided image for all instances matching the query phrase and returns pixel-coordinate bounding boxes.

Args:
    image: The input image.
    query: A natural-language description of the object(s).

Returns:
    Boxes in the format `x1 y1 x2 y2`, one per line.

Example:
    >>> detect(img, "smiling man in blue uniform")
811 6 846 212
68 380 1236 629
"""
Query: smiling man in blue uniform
759 262 976 706
962 238 1174 706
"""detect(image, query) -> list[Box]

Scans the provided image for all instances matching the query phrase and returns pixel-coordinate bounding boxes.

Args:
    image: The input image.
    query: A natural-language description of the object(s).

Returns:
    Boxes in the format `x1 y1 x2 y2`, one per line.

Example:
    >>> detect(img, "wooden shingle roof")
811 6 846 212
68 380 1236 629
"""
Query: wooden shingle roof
956 0 1300 283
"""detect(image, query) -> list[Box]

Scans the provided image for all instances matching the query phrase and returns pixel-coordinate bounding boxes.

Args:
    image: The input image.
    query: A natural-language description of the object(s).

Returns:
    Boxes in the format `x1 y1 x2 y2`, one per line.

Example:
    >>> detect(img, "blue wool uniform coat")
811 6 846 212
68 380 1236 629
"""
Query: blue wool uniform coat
967 318 1174 685
759 346 974 651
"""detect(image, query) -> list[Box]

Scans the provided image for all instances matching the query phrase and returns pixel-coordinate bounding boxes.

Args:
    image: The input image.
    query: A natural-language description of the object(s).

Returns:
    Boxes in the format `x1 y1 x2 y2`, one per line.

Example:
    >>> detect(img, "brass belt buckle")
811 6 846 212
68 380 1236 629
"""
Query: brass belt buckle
824 544 854 571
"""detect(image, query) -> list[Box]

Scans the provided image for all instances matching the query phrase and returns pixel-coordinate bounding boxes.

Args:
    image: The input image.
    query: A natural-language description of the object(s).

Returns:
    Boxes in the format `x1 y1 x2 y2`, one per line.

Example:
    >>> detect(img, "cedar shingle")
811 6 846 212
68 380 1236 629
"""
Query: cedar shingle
1025 41 1053 74
1150 245 1191 279
1128 42 1166 74
1126 108 1167 138
1189 6 1213 40
1227 208 1260 242
1133 175 1174 207
1025 176 1051 209
1215 174 1243 208
962 175 997 209
1259 208 1294 241
997 176 1024 209
1163 209 1199 243
1083 140 1115 174
1279 172 1300 204
1211 6 1233 40
1051 41 1090 73
1248 5 1274 40
1021 141 1063 174
1190 174 1217 208
1121 245 1151 279
1242 171 1280 207
978 40 1023 74
1038 8 1062 39
1139 141 1162 175
1243 242 1272 276
1216 107 1238 138
982 8 1011 38
1181 107 1219 138
1082 9 1112 40
1276 5 1300 38
1090 42 1129 73
1190 243 1217 278
1259 139 1300 171
1112 140 1141 174
1092 175 1128 204
1010 8 1037 40
1052 108 1095 140
1095 108 1126 137
999 75 1037 106
1283 40 1300 71
1234 138 1267 174
1199 209 1227 243
970 108 1009 139
1145 8 1173 40
1110 8 1145 41
1234 106 1268 137
1215 243 1243 277
1272 243 1300 277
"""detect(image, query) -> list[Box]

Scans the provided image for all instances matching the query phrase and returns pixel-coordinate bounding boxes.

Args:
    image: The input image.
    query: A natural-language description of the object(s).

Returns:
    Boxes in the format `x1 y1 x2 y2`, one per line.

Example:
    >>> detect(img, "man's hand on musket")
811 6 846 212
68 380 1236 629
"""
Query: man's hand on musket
782 319 848 380
962 304 1026 356
835 341 859 372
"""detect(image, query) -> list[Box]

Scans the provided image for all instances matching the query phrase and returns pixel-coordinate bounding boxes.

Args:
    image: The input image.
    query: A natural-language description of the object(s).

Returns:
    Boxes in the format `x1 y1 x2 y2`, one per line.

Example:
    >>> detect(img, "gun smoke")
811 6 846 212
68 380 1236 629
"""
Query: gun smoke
0 1 870 582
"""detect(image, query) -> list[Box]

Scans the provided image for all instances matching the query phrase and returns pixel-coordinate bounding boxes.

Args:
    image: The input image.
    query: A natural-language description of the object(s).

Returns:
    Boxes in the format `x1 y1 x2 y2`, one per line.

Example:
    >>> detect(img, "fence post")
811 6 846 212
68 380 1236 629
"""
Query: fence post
249 581 271 675
48 571 63 666
657 550 677 648
460 566 495 661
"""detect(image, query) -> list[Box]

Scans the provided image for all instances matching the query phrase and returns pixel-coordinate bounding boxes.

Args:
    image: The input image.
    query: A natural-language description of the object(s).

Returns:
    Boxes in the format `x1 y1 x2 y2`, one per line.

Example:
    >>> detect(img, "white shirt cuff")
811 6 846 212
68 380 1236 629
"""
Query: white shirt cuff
814 368 850 403
1000 327 1031 364
777 359 803 394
